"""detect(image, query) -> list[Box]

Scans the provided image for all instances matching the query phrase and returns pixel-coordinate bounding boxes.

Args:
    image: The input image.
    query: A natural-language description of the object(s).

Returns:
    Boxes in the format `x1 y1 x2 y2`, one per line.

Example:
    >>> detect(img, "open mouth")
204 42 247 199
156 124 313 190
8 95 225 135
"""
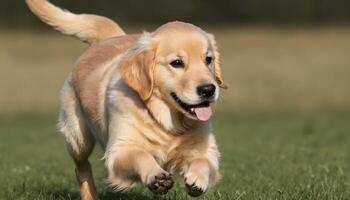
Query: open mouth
170 92 213 121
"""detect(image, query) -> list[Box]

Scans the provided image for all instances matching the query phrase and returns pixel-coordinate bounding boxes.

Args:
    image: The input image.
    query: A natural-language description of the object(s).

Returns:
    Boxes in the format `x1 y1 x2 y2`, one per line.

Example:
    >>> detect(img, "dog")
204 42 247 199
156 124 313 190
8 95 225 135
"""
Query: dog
26 0 226 199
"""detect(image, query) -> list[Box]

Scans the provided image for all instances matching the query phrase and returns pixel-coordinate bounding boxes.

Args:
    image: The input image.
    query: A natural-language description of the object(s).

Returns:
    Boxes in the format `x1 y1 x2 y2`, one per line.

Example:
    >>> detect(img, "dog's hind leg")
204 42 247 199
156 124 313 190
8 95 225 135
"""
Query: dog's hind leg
58 80 99 200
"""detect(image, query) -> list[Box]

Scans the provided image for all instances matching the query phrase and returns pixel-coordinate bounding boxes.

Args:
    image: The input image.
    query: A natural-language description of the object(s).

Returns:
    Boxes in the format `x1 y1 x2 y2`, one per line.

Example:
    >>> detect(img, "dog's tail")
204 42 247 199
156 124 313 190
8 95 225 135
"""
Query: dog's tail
26 0 125 44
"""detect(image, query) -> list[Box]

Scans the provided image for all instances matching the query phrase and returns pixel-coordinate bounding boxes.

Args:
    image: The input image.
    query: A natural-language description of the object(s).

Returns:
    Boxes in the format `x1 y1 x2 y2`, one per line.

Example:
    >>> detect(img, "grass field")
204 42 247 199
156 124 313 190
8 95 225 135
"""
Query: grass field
1 112 350 200
1 26 350 199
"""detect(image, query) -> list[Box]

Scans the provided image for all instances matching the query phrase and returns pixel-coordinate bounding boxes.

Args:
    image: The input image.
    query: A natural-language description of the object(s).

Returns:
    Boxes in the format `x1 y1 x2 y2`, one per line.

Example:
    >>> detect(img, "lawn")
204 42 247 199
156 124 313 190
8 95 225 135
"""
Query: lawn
1 111 350 200
1 26 350 199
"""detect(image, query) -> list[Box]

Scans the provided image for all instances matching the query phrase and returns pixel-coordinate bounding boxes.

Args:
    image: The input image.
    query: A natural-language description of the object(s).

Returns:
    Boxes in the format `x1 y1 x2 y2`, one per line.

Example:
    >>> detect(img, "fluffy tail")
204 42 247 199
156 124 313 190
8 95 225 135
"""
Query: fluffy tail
26 0 125 44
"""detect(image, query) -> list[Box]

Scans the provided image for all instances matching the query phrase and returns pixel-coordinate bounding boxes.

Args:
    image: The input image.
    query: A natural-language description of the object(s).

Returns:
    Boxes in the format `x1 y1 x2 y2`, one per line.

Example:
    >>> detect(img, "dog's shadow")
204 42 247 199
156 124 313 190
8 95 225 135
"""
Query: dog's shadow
101 190 164 200
48 189 166 200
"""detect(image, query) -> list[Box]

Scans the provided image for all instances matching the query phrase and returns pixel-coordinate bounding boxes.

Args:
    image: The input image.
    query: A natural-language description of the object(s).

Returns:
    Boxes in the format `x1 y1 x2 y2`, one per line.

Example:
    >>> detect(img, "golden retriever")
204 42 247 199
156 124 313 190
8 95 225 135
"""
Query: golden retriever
26 0 226 199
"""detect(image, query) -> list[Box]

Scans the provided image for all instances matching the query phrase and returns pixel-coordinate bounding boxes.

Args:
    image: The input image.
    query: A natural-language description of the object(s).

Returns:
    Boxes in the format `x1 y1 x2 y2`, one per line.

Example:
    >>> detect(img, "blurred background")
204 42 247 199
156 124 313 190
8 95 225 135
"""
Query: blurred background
0 0 350 113
1 1 350 199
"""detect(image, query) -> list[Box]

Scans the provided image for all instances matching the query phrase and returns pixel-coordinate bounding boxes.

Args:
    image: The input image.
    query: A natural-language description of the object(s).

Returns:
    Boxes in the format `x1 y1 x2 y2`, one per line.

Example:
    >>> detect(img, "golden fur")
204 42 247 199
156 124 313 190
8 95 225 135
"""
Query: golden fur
26 0 226 199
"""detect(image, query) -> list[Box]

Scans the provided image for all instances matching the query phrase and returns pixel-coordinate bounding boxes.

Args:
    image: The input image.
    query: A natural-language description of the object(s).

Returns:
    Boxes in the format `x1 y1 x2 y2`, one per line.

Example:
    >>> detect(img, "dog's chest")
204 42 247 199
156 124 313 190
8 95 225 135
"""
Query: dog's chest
145 128 202 173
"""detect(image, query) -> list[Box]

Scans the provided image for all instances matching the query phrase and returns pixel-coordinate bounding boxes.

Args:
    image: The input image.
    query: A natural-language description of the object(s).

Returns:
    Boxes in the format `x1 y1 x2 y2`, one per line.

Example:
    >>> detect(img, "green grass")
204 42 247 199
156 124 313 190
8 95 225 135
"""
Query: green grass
1 111 350 200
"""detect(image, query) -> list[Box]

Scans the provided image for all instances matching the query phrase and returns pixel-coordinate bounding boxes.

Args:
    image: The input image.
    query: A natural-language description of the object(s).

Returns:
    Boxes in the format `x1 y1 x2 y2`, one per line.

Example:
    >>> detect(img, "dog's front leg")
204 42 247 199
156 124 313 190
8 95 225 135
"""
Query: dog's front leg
109 149 174 195
183 158 220 197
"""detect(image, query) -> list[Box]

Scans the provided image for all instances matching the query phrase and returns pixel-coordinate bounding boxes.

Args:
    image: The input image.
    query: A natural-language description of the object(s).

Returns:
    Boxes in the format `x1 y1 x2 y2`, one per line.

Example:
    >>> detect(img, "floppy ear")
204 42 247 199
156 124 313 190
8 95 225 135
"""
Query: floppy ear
119 49 156 100
207 33 228 89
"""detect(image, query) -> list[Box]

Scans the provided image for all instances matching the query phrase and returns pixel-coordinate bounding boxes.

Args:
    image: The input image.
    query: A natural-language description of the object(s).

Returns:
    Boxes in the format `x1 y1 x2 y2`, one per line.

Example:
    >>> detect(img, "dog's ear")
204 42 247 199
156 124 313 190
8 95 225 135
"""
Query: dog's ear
119 49 156 100
207 33 227 89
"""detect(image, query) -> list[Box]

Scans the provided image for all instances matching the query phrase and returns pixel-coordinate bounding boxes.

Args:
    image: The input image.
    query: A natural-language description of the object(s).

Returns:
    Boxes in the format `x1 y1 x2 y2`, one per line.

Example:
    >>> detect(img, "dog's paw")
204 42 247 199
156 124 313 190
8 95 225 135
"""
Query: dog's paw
184 172 209 197
147 172 174 195
186 183 204 197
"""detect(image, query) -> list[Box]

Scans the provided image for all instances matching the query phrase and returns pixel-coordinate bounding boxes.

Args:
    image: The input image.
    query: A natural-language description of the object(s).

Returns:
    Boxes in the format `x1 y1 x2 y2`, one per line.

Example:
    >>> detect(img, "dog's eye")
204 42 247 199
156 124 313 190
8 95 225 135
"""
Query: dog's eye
170 59 184 68
205 56 213 65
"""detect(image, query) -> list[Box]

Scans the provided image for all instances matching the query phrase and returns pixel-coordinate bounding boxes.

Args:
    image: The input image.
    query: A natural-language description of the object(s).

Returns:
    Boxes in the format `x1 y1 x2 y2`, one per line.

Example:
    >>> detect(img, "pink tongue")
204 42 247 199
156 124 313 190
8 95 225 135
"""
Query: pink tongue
194 106 212 121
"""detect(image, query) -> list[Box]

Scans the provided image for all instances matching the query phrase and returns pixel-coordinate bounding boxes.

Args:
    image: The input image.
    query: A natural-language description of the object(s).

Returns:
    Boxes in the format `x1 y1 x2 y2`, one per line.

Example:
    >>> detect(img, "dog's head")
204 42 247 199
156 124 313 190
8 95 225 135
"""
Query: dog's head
119 21 226 122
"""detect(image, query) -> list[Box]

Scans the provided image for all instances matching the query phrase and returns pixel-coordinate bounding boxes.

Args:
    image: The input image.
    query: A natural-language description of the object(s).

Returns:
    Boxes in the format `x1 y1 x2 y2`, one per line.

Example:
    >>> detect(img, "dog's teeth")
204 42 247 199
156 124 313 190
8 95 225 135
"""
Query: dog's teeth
171 92 197 114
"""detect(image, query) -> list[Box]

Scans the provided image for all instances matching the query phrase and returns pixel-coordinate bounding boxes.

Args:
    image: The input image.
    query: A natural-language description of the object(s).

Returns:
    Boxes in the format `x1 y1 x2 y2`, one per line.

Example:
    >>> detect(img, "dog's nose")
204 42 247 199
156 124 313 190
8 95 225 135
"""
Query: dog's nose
197 83 216 99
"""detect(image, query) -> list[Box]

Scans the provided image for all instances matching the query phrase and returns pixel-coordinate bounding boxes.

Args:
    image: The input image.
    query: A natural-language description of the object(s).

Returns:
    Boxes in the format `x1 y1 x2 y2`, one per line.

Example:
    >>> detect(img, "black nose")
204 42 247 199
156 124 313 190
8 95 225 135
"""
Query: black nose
197 83 216 99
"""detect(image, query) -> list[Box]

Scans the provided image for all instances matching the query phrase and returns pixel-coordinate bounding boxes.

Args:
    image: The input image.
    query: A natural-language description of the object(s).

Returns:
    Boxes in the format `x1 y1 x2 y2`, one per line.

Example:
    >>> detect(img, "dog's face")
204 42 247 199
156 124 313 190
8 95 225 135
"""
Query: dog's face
120 22 226 121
